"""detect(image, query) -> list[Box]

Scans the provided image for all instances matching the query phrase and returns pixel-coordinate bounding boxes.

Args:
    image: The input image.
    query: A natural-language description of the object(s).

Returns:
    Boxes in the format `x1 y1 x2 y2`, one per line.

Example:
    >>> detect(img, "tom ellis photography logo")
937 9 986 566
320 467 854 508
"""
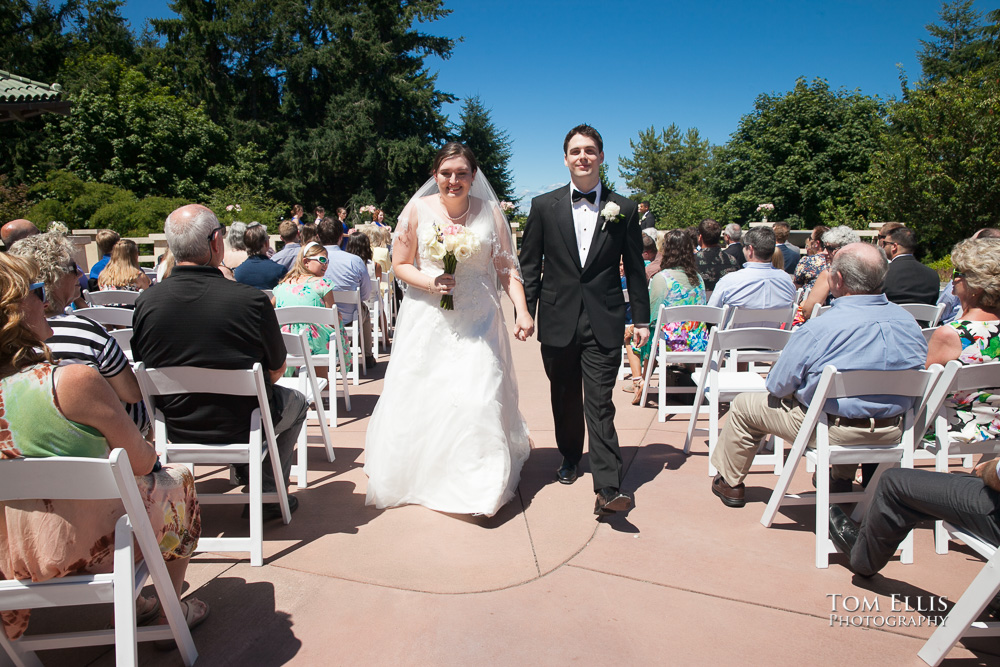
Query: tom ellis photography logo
828 593 949 628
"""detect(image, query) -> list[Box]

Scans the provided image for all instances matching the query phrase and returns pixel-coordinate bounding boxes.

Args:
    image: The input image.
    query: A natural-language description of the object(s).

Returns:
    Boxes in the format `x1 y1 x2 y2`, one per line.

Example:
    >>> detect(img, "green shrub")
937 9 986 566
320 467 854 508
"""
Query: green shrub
206 185 287 233
26 200 69 230
89 195 187 236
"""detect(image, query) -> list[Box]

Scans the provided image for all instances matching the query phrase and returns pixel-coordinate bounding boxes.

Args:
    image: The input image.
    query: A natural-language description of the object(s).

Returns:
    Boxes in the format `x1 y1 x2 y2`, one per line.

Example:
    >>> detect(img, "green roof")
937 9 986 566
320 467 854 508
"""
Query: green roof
0 70 70 122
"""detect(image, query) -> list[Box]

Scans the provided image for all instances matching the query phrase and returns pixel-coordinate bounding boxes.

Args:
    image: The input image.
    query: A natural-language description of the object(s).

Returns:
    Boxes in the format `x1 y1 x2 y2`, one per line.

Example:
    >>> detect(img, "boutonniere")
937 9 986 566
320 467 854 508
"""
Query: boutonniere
600 201 623 231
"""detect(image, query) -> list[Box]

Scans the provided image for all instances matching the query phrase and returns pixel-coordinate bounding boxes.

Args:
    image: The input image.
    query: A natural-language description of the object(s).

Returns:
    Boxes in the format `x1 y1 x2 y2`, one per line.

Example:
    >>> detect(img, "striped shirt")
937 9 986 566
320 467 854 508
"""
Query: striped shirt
46 313 149 433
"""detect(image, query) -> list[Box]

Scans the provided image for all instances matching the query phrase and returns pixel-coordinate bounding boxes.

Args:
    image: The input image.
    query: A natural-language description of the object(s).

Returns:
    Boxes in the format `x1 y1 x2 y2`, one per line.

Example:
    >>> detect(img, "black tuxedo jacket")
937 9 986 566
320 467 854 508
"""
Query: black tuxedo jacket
520 185 650 349
884 254 941 306
639 211 656 230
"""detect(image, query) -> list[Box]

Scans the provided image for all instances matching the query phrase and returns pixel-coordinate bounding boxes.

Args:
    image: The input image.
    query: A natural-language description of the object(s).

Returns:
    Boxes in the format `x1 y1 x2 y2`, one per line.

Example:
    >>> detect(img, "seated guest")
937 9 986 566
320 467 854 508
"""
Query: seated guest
0 253 205 642
723 223 746 266
926 237 1000 442
708 226 796 315
318 216 374 367
625 229 708 405
9 230 149 434
695 218 740 291
300 223 319 246
830 462 1000 576
710 243 927 507
1 219 39 249
270 220 302 270
347 231 379 284
359 224 392 281
772 221 800 274
87 229 119 291
642 229 662 283
132 204 307 519
234 223 287 289
98 239 152 293
876 221 905 249
222 221 249 271
883 226 940 305
639 232 657 283
271 243 352 377
793 225 829 289
938 228 1000 324
800 226 862 320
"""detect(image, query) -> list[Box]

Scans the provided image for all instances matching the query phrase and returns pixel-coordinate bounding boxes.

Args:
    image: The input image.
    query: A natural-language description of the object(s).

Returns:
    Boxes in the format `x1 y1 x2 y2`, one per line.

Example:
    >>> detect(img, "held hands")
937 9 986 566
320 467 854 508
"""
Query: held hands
514 312 534 341
632 326 650 349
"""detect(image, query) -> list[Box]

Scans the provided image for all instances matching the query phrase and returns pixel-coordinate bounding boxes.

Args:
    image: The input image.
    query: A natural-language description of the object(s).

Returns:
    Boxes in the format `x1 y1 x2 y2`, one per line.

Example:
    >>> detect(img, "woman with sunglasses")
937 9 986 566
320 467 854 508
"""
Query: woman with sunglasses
926 238 1000 442
800 225 862 320
0 253 205 643
270 242 351 375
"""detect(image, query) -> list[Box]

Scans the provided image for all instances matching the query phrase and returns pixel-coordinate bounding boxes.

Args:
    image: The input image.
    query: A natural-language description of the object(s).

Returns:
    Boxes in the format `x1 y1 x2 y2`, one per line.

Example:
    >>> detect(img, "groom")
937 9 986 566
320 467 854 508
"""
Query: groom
518 124 650 515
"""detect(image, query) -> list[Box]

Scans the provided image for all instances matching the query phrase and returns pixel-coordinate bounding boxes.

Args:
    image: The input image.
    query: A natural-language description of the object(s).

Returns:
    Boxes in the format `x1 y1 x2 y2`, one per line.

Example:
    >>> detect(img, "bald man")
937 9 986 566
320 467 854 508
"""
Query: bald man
1 219 39 249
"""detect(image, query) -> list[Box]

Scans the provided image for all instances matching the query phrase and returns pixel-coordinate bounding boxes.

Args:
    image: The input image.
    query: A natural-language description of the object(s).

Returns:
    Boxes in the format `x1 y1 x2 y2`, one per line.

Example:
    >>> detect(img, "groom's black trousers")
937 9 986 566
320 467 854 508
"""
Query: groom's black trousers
540 305 623 492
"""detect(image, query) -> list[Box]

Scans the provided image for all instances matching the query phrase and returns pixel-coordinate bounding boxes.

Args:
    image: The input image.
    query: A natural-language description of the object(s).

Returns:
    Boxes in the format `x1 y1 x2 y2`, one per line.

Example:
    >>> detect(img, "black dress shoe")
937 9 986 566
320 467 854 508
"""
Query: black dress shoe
828 505 860 558
594 487 632 515
557 462 578 485
243 495 299 520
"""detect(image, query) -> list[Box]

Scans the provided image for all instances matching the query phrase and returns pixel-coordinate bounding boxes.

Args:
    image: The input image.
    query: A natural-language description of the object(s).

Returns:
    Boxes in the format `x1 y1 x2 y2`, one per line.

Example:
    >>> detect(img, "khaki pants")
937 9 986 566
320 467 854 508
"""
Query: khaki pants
712 393 903 487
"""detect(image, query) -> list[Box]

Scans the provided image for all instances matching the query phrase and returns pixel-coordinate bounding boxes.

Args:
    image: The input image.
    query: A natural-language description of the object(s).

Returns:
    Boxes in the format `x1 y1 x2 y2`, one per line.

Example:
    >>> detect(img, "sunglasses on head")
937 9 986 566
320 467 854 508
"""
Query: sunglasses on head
28 281 45 303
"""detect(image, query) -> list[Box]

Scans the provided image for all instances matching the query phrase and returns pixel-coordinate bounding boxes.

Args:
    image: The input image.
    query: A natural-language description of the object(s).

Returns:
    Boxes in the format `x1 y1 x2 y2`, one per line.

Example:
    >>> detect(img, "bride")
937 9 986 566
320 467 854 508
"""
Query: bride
364 142 534 517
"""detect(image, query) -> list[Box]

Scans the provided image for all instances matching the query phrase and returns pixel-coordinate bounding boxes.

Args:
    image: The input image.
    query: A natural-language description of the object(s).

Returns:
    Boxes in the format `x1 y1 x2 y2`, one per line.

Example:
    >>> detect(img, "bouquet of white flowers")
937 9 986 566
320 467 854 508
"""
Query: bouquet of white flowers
755 203 775 222
419 223 480 309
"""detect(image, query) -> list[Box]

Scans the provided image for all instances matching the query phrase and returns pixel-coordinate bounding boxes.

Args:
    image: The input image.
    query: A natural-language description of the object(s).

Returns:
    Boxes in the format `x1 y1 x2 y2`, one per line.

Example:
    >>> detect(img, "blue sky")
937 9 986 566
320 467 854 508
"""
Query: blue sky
118 0 990 204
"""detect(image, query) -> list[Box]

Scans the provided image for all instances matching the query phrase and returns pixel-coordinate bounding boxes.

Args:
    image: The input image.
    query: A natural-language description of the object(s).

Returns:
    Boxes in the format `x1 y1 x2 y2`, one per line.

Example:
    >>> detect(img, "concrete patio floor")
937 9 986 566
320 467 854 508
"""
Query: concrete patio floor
24 301 1000 666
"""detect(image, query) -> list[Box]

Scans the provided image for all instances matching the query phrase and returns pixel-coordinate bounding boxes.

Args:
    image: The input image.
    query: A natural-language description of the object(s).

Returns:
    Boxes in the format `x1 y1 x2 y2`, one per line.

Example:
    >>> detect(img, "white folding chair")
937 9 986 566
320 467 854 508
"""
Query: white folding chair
134 362 292 567
330 289 366 383
922 326 938 344
109 327 134 363
683 327 793 476
918 525 1000 666
277 331 335 489
262 289 274 300
638 304 725 421
82 289 141 307
273 306 352 421
367 288 389 359
0 450 197 667
810 302 833 319
383 266 398 327
899 302 947 327
760 364 940 568
722 303 796 330
74 306 134 329
918 359 1000 553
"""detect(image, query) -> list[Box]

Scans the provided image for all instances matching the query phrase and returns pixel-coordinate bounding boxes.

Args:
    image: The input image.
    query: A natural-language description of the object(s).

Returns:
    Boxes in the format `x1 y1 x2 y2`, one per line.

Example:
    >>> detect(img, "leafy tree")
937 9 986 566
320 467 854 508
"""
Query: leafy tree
648 185 719 231
859 64 1000 258
709 77 887 228
917 0 988 84
0 175 31 223
618 124 711 198
454 95 514 202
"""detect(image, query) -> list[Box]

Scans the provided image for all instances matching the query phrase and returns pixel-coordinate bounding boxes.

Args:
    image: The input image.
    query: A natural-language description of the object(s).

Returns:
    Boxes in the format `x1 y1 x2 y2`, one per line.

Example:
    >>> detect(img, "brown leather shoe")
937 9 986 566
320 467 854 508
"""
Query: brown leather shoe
712 473 745 508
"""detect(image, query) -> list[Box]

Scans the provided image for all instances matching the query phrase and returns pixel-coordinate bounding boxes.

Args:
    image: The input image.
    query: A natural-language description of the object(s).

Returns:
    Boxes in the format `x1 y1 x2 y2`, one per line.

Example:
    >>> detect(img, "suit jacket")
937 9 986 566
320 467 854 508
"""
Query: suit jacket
884 254 941 306
779 243 800 274
724 242 746 267
521 185 650 349
639 211 656 230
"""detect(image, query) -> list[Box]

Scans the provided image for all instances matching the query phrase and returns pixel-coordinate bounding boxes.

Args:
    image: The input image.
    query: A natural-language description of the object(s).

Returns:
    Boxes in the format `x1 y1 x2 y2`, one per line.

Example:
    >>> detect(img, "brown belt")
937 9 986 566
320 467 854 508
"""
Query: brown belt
828 415 902 430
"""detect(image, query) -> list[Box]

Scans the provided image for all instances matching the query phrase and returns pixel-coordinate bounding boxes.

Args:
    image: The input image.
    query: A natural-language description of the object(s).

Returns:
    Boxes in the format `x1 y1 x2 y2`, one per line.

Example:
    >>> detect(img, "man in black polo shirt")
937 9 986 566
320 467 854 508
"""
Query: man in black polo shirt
132 204 307 518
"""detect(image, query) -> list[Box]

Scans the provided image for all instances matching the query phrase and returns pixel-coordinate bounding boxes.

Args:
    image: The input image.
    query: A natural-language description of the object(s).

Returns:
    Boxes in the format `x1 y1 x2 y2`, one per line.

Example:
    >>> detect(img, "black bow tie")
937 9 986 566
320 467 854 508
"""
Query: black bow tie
572 189 596 205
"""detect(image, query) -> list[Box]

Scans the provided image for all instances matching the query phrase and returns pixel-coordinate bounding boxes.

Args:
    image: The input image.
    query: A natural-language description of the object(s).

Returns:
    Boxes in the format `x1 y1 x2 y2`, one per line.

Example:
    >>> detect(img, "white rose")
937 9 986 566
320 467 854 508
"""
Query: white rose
602 201 621 221
426 242 446 261
444 234 459 253
454 245 473 262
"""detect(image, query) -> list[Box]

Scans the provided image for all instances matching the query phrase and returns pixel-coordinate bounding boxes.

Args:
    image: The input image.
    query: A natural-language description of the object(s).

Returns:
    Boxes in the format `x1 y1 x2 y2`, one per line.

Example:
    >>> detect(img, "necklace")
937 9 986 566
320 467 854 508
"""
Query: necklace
439 195 471 222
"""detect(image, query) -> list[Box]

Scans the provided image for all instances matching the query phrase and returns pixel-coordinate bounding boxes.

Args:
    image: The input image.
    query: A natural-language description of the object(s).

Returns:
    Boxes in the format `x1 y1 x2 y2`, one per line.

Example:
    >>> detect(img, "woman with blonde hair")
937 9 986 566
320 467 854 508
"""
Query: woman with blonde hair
270 242 351 374
97 239 151 292
0 253 206 644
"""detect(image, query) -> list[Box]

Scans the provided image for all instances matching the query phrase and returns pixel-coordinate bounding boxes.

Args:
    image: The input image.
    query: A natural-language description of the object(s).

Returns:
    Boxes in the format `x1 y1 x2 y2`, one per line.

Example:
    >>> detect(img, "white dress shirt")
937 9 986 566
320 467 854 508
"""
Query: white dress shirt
570 182 601 266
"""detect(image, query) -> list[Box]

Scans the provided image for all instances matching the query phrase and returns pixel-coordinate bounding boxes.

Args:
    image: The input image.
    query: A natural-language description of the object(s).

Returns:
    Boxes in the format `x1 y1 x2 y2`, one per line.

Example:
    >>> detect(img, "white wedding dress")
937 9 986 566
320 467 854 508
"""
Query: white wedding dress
364 196 531 516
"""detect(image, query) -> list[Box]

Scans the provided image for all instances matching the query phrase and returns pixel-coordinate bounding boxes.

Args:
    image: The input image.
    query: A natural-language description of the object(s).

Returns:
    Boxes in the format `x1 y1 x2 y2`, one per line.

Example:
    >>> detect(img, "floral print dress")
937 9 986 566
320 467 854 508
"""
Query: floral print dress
942 320 1000 442
0 363 200 640
273 277 352 372
638 268 708 366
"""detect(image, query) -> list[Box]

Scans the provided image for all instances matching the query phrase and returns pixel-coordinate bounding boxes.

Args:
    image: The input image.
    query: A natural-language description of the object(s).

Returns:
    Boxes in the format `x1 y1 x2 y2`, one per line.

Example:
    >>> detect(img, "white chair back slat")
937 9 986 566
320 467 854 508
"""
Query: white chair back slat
274 306 352 413
279 330 336 489
329 290 366 382
810 303 832 319
83 289 141 307
722 304 796 329
898 302 947 327
74 306 134 328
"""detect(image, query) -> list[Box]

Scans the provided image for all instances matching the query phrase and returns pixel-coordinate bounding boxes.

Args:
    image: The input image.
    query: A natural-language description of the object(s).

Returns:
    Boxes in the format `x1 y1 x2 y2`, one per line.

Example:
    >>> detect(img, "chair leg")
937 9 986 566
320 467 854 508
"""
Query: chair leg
113 517 138 666
815 444 831 569
917 553 1000 666
249 450 263 567
707 390 719 477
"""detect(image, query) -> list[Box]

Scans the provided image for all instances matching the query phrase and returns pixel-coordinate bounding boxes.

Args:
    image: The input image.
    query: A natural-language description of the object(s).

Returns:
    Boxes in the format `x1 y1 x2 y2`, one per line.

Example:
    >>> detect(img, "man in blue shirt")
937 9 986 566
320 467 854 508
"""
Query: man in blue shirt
318 217 374 366
708 226 796 313
711 243 927 508
269 220 302 270
87 229 119 290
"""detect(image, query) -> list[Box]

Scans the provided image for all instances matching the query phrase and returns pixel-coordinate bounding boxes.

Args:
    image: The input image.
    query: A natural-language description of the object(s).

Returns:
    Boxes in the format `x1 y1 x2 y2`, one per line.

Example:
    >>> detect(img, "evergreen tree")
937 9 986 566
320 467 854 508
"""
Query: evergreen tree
618 124 711 198
455 95 514 202
917 0 987 84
